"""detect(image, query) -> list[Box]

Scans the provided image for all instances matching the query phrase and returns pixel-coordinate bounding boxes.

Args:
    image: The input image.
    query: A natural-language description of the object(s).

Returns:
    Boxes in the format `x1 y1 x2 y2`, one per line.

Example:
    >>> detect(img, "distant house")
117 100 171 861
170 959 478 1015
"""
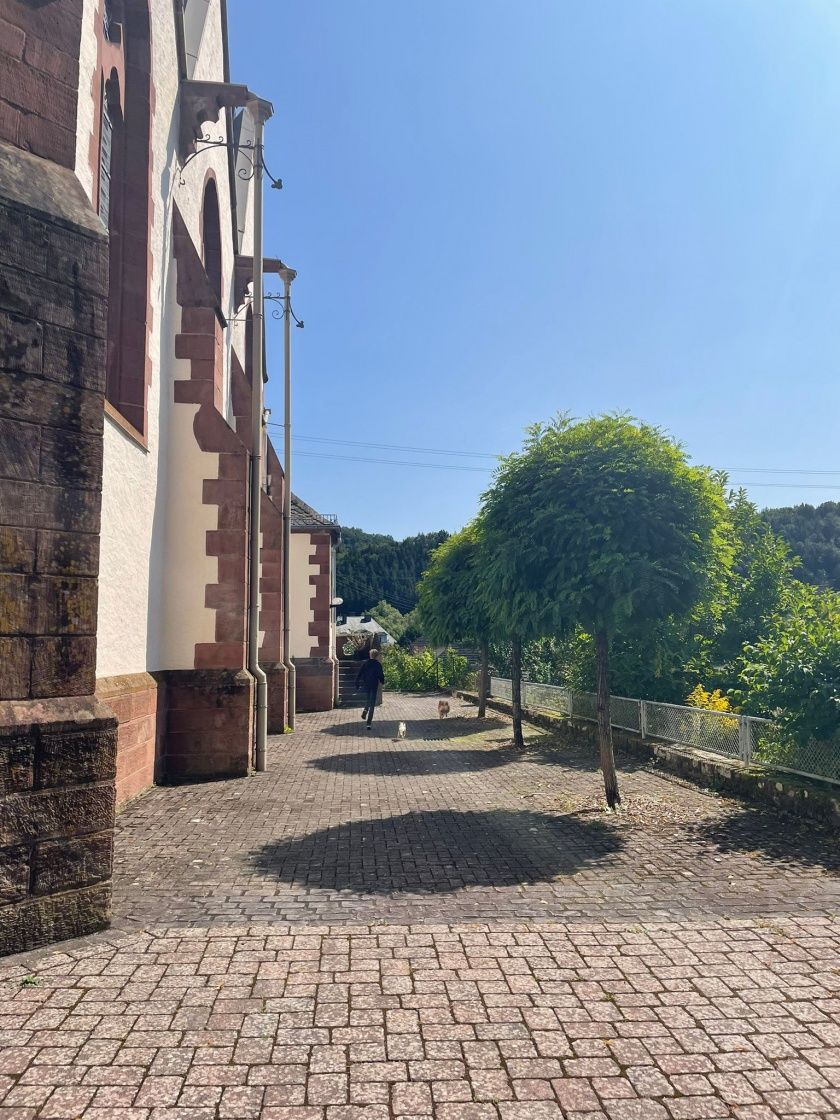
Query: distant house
290 496 341 711
336 615 396 656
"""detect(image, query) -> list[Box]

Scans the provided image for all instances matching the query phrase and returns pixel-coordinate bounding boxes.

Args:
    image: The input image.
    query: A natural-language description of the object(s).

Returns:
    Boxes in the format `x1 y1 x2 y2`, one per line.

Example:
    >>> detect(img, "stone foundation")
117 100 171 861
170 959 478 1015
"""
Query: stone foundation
96 673 162 807
0 141 116 956
264 662 287 733
159 668 253 781
0 696 116 956
295 658 337 713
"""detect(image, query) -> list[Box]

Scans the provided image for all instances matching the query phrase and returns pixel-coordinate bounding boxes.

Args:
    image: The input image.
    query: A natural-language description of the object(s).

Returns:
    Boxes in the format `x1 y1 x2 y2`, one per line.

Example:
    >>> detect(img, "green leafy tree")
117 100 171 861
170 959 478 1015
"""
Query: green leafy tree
737 581 840 749
481 414 729 806
417 521 498 715
522 490 794 707
368 600 409 643
763 501 840 591
337 528 448 615
709 490 796 677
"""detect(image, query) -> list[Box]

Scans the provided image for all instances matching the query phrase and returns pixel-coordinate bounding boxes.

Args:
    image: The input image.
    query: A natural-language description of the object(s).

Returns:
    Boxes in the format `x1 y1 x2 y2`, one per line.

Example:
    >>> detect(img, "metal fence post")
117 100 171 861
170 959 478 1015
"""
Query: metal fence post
738 716 752 764
640 700 647 739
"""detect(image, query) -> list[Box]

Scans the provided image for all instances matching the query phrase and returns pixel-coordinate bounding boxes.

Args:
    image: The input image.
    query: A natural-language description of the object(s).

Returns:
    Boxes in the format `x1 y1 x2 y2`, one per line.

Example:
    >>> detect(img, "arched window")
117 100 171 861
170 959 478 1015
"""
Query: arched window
98 0 152 439
100 72 127 414
202 178 223 306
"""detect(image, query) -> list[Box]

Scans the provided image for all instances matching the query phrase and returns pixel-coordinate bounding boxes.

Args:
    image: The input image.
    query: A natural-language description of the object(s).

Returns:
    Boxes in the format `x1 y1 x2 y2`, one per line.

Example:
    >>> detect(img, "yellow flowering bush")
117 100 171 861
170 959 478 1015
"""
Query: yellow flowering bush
685 684 732 711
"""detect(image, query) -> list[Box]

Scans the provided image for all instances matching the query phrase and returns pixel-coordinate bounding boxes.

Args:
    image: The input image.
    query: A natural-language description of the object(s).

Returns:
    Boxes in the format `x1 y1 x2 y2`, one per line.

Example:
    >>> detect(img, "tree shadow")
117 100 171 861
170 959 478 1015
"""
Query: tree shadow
250 808 624 893
318 716 509 739
689 805 840 875
520 732 654 775
308 747 517 776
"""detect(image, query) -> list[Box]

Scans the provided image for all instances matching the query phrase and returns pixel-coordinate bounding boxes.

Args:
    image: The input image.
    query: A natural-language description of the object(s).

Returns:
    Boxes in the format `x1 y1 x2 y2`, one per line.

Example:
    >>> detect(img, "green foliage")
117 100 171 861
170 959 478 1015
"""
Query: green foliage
381 647 470 692
736 581 840 748
490 634 595 691
710 491 796 676
763 501 840 591
367 600 416 644
416 521 497 646
480 414 730 639
336 527 448 615
507 490 796 705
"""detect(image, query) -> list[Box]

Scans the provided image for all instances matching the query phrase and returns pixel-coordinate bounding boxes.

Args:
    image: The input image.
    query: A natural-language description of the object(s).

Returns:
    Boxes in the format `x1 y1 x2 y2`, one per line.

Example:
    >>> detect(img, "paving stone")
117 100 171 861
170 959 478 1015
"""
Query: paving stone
0 698 837 1120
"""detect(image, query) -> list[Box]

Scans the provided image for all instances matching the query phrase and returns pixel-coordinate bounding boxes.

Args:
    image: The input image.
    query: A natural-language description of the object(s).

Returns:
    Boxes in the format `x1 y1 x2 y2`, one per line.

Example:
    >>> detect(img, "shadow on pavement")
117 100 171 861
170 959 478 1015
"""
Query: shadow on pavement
318 716 509 739
515 733 653 775
308 747 517 776
691 806 840 875
251 807 624 893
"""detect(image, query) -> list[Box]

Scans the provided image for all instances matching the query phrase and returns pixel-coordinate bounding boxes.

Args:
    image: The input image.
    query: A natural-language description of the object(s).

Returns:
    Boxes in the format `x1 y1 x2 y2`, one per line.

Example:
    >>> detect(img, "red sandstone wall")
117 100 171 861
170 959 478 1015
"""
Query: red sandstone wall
96 673 160 806
0 0 83 168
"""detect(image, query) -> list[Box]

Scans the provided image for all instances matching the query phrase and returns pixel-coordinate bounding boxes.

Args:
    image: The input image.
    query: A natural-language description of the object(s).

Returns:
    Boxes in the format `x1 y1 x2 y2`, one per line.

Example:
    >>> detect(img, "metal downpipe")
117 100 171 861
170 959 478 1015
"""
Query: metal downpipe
247 99 270 771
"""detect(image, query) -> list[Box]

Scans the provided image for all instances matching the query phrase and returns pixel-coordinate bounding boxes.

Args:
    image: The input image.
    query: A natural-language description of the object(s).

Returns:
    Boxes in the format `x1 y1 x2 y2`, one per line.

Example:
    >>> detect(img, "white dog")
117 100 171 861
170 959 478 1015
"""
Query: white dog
397 721 407 739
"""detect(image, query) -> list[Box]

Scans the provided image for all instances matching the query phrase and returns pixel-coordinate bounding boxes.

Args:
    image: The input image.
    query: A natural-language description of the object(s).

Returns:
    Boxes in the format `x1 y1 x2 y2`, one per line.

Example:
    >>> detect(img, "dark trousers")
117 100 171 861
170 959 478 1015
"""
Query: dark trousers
361 688 378 724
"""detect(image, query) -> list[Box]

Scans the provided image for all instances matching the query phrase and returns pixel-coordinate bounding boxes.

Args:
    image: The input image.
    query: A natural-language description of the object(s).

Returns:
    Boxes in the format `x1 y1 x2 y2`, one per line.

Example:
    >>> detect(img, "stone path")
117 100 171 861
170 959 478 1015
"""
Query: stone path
1 694 839 1119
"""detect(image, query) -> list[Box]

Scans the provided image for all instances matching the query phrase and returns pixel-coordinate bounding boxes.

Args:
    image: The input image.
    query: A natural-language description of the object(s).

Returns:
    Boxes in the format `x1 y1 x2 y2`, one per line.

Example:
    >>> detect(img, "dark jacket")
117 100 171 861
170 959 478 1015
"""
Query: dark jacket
356 658 385 691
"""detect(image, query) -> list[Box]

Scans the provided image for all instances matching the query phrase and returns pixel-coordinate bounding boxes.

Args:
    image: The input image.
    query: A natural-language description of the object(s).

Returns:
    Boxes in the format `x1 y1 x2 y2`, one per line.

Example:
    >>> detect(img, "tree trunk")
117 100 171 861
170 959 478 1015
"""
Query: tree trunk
511 636 524 749
595 626 621 809
477 642 489 719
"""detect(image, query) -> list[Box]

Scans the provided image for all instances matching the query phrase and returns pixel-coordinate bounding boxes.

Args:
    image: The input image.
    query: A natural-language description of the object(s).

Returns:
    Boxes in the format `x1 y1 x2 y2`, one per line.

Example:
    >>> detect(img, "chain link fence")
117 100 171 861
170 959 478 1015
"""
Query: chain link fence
488 677 840 785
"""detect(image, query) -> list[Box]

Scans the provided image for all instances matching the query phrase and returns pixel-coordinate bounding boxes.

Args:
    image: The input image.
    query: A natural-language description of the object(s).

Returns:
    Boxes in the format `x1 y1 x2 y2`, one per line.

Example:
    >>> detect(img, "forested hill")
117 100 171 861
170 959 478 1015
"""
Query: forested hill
763 501 840 591
336 528 448 615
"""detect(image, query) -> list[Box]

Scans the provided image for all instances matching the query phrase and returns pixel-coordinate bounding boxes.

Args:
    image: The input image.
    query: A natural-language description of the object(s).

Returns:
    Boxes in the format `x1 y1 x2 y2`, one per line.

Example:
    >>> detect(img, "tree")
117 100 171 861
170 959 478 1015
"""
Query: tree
711 490 795 675
737 581 840 748
481 415 729 806
763 501 840 591
368 600 411 644
416 521 497 716
336 528 448 615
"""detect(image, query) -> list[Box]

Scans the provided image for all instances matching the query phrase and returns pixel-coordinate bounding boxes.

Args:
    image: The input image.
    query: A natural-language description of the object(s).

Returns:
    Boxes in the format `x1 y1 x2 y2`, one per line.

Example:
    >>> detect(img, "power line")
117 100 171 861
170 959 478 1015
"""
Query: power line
277 428 840 480
269 428 498 460
295 450 491 473
294 450 840 489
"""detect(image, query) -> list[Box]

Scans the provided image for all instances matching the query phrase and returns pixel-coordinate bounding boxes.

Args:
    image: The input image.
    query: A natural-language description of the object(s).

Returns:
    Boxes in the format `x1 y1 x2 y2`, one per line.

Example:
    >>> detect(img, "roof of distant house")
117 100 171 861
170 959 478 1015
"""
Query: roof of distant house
291 494 340 536
336 616 395 643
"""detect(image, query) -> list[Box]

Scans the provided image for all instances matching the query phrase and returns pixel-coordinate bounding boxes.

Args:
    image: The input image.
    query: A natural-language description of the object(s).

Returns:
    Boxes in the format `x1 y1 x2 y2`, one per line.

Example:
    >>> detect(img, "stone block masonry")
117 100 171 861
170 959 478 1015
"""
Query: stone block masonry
0 696 115 953
0 0 83 169
0 139 117 956
96 672 162 807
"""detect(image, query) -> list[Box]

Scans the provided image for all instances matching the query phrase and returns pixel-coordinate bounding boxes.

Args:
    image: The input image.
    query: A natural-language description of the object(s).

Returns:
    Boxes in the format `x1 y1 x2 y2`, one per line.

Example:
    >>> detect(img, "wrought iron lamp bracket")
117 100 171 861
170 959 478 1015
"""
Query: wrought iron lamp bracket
178 135 283 190
265 292 304 328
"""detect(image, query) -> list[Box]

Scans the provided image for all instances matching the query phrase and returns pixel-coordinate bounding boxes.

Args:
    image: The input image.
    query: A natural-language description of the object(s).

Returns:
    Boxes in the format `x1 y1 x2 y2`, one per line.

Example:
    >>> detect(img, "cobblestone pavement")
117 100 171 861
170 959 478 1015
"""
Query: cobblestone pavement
1 695 839 1119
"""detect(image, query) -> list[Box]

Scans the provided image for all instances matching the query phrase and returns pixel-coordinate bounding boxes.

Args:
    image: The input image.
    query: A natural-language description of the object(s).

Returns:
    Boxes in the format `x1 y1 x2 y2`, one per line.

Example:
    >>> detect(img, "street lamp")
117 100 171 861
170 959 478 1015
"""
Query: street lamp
266 266 299 730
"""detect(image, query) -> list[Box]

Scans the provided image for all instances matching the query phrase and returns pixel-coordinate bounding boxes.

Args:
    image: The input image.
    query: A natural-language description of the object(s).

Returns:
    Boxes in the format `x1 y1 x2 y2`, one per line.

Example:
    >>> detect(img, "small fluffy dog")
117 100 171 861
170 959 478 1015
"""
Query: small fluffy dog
437 699 450 719
397 721 407 739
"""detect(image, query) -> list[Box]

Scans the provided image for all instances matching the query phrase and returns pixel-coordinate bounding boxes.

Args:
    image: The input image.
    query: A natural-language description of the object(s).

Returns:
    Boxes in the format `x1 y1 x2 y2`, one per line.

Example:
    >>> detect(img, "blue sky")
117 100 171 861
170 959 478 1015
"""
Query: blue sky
229 0 840 539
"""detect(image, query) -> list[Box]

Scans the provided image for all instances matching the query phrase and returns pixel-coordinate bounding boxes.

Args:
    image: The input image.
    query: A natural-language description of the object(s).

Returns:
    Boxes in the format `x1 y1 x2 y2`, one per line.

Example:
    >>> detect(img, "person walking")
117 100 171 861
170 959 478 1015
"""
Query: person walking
356 648 385 729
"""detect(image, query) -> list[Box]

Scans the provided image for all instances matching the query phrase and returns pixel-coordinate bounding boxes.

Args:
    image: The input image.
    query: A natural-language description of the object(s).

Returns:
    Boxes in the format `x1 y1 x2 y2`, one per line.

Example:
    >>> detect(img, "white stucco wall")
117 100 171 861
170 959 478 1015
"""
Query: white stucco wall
290 534 317 659
90 0 256 678
74 0 98 205
158 403 219 669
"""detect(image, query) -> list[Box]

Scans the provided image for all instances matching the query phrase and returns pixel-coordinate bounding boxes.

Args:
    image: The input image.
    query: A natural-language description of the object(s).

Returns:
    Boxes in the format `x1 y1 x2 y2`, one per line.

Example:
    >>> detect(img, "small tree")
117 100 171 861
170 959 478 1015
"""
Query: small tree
368 600 409 644
416 521 497 717
481 415 729 806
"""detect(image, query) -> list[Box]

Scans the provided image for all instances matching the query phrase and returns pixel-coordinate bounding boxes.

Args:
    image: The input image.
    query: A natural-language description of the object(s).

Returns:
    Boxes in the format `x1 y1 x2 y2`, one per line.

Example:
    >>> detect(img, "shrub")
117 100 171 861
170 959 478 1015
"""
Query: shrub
737 582 840 747
381 647 470 692
685 684 732 712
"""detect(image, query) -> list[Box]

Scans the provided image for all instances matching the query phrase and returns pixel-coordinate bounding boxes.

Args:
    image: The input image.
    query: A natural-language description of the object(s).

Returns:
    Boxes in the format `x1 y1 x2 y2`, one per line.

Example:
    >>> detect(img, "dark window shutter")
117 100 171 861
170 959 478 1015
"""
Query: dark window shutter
99 107 113 225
